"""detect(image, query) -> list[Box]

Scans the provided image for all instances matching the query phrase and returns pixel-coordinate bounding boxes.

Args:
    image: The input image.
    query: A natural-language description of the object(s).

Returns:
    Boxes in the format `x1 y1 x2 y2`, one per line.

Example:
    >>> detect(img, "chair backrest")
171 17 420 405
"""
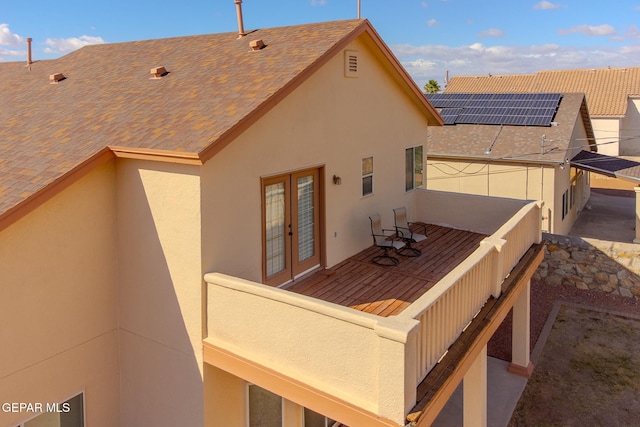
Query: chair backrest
369 214 386 246
393 207 409 230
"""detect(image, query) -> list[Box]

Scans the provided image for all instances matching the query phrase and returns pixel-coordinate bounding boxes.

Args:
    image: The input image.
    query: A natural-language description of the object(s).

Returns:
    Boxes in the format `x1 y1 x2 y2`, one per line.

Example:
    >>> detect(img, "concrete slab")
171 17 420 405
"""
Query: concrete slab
569 188 636 243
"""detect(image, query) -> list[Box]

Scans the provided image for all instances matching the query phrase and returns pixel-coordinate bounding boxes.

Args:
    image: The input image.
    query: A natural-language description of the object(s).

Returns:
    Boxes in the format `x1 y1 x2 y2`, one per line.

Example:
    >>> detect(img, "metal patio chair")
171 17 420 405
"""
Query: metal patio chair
369 213 405 266
393 207 427 256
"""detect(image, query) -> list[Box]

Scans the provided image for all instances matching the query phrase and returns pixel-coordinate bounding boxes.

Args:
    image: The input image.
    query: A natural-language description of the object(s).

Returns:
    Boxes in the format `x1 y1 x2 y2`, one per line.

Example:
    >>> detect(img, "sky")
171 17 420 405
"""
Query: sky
2 1 640 88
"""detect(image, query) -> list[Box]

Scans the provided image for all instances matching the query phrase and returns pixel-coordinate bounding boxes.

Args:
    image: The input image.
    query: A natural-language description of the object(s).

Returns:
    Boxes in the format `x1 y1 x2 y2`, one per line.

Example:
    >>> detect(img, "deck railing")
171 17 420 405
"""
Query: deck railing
401 195 542 383
204 193 542 422
397 241 497 382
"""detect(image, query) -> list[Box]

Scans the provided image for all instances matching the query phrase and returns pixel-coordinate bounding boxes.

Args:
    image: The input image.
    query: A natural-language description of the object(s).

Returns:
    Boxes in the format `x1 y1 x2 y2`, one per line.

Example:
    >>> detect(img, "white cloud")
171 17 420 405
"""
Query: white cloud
533 1 562 10
427 19 438 27
43 35 105 54
0 23 24 47
558 24 616 36
421 1 429 7
477 28 505 38
310 0 327 6
392 41 640 89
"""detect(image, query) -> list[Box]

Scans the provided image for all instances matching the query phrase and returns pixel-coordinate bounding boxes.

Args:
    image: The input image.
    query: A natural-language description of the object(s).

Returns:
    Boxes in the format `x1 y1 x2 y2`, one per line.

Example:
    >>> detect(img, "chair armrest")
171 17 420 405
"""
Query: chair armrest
408 221 428 236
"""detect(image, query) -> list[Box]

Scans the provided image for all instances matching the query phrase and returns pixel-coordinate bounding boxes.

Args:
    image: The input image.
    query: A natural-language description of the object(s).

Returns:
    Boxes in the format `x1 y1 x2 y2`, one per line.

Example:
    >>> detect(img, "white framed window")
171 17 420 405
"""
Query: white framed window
248 385 341 427
362 156 374 196
14 393 84 427
405 145 424 191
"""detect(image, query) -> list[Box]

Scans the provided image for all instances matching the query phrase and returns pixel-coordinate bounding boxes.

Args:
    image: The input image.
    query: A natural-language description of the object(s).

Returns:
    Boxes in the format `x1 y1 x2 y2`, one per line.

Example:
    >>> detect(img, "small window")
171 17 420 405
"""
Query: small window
362 156 373 196
249 385 282 427
405 146 424 191
562 189 569 220
344 50 359 78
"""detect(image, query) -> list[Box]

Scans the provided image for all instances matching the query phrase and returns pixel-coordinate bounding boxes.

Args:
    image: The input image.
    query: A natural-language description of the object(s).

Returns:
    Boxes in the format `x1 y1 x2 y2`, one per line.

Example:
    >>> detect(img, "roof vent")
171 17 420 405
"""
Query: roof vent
250 39 265 51
49 73 66 84
150 66 169 79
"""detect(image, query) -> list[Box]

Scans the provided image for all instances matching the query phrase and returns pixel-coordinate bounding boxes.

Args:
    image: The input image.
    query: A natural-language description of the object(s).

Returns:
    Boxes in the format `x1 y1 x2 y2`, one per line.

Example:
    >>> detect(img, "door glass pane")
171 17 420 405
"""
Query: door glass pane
297 175 315 263
265 182 286 277
249 385 282 427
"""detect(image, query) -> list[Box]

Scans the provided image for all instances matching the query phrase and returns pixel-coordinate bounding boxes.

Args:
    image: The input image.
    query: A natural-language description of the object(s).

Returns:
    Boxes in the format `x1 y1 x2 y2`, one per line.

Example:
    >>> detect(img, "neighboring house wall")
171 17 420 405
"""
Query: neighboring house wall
116 159 204 426
620 98 640 156
0 162 120 426
427 160 554 232
200 36 432 422
591 117 621 156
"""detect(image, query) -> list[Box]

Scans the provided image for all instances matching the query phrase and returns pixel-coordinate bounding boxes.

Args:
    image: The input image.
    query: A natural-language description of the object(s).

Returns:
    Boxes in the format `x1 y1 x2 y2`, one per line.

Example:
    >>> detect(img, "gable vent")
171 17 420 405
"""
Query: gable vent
49 73 66 84
344 50 359 78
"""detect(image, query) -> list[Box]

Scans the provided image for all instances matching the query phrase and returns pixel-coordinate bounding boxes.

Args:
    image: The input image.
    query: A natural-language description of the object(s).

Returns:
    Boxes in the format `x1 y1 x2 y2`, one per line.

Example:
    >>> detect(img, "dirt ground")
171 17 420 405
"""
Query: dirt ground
508 304 640 426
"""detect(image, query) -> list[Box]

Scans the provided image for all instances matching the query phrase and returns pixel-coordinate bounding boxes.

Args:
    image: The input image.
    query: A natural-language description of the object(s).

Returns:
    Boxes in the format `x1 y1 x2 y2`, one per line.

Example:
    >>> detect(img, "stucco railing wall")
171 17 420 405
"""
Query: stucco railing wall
204 273 419 424
414 189 534 235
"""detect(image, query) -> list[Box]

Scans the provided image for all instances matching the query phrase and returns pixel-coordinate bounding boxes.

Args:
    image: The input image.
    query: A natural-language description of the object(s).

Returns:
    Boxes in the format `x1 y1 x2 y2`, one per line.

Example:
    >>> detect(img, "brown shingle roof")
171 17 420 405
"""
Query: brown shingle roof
0 19 440 228
427 93 593 163
445 67 640 117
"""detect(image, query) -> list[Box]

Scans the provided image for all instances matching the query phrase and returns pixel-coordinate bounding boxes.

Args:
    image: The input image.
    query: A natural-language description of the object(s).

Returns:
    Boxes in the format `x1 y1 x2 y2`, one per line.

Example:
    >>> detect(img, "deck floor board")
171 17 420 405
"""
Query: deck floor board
285 225 487 317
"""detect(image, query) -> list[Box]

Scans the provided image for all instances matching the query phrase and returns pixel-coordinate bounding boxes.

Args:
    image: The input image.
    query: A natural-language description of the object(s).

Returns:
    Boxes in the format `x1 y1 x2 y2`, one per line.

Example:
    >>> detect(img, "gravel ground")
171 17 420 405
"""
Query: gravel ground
488 278 640 362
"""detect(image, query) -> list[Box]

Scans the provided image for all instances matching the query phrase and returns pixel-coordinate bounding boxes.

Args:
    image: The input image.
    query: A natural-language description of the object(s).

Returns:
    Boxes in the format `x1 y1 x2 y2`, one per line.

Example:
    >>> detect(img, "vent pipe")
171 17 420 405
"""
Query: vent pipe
26 37 33 66
235 0 246 37
358 0 361 19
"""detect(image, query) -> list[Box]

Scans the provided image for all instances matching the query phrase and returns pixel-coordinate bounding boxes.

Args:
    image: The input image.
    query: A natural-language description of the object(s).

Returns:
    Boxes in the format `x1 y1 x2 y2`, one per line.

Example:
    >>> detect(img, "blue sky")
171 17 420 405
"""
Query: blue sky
2 1 640 88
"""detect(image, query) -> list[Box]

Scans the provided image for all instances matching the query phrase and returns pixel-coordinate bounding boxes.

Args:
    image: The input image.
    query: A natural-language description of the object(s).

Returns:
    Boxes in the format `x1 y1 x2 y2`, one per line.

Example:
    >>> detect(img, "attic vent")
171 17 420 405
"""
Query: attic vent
344 50 359 78
250 39 265 51
49 73 66 84
150 66 169 79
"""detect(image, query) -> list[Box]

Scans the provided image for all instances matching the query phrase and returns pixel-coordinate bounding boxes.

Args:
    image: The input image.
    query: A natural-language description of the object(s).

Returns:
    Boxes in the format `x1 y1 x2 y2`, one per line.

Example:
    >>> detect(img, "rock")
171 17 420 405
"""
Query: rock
609 274 619 287
550 249 570 260
571 250 589 263
594 272 609 284
620 287 633 298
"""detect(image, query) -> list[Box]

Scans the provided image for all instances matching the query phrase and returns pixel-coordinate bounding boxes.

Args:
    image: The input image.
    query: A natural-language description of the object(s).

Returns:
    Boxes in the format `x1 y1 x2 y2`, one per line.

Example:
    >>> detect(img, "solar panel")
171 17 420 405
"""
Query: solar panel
427 93 562 127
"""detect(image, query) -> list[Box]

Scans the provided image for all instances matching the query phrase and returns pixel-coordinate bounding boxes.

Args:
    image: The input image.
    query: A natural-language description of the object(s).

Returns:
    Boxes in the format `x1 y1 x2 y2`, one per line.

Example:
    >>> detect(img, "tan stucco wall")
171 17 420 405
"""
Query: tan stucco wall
201 34 433 423
592 117 621 156
0 162 120 426
116 159 204 426
201 34 432 282
620 98 640 155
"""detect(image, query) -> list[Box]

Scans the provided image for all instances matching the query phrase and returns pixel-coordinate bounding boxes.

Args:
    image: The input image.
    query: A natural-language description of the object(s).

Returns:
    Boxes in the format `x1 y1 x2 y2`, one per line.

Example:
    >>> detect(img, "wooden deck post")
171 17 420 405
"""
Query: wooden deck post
508 279 534 377
463 344 487 427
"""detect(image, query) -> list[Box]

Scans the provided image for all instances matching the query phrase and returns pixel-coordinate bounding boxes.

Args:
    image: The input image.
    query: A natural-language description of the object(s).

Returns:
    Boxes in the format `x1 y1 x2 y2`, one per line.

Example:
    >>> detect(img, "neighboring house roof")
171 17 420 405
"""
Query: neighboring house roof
426 93 594 164
445 67 640 118
0 19 441 230
571 150 640 184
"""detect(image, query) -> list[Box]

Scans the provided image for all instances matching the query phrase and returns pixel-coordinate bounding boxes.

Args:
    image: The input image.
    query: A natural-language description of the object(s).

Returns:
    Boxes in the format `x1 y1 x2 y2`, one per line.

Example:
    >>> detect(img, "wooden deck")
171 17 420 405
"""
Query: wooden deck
285 224 487 317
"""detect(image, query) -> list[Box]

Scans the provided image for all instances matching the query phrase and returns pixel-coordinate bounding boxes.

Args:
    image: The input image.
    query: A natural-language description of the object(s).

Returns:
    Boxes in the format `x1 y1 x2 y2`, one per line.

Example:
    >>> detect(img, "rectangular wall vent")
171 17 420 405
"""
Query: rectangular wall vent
344 50 359 78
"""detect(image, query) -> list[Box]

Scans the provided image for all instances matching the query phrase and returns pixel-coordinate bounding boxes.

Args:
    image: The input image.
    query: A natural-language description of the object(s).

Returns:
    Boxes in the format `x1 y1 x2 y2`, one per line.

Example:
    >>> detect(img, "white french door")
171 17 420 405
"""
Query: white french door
262 168 321 285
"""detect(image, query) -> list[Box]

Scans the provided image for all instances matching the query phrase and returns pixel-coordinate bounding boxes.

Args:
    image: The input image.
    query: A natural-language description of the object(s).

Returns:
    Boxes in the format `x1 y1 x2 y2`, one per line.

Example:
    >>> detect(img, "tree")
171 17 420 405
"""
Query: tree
423 80 441 94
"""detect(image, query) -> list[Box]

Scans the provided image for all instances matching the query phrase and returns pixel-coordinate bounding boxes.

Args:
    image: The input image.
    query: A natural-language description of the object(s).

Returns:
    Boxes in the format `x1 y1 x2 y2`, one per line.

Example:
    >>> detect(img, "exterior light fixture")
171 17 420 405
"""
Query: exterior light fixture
332 175 342 185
